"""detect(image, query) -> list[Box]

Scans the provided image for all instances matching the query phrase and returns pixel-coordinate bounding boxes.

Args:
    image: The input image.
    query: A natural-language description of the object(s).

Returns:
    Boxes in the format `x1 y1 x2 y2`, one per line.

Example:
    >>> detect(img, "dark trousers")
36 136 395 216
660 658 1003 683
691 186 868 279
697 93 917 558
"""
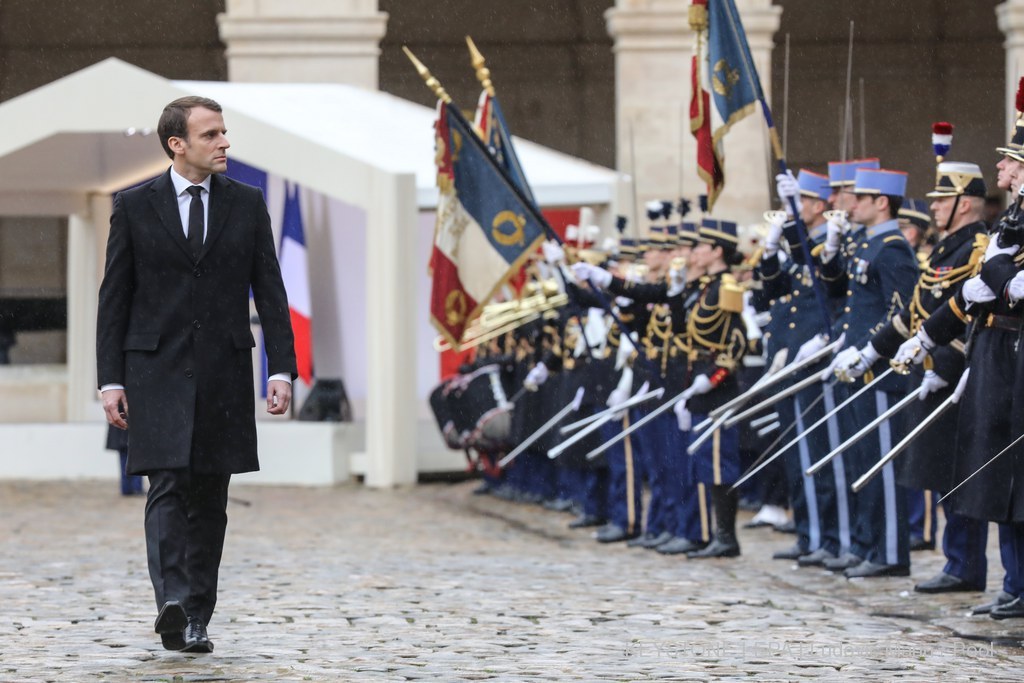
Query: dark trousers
940 508 987 585
145 468 231 626
602 417 643 535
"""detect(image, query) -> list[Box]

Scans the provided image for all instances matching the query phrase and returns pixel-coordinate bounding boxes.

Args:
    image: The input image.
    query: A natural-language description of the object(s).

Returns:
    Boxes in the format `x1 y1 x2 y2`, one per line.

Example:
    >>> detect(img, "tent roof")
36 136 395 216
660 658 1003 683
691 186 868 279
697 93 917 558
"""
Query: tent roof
0 58 618 214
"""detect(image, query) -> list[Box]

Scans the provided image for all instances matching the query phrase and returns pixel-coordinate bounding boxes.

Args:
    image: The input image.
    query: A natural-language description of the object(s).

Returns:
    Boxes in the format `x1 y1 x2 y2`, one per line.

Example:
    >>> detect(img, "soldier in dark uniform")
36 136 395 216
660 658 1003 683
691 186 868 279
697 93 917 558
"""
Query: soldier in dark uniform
758 169 845 564
895 129 1024 617
854 162 989 593
822 167 920 578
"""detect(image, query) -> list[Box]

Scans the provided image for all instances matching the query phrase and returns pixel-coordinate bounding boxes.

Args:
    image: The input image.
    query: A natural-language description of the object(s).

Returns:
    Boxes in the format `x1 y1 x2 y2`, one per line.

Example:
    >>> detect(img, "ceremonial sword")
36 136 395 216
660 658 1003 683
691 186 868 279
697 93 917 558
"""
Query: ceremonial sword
805 387 918 476
497 387 584 468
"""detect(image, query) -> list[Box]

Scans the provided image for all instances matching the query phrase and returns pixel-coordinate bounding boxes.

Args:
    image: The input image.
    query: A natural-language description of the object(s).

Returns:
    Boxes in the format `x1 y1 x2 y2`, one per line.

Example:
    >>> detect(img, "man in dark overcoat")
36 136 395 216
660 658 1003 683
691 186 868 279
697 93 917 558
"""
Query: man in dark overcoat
96 96 296 652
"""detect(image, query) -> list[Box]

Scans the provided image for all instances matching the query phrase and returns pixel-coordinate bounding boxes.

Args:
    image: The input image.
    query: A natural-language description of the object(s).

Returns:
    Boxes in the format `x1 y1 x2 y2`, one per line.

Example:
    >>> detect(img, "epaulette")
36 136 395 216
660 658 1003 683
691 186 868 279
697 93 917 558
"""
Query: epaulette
970 232 988 273
883 235 904 244
719 273 745 314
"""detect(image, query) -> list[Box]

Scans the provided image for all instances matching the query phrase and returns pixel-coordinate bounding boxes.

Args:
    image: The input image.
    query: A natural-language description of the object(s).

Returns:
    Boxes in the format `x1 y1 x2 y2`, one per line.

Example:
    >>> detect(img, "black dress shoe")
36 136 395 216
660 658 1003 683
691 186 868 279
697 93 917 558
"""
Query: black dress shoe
773 520 796 534
823 552 863 572
771 543 807 561
843 560 910 579
568 514 607 529
632 530 673 549
972 591 1016 615
161 631 186 651
797 548 837 567
991 596 1024 620
914 572 985 594
595 524 638 543
154 600 188 635
687 536 740 559
182 617 214 653
656 537 706 555
909 536 935 552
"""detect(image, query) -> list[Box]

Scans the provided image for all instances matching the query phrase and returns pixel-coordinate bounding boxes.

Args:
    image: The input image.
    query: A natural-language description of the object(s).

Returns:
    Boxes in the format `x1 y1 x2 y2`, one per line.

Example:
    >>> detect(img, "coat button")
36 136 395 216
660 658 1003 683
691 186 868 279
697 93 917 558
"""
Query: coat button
844 306 851 313
194 268 201 278
185 369 194 378
788 322 796 329
193 320 201 329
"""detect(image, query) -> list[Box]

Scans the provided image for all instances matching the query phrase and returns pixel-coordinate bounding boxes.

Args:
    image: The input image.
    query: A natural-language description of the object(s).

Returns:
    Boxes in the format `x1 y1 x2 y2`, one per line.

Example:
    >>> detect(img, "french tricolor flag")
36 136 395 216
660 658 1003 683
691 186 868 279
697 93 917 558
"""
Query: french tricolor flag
278 183 313 385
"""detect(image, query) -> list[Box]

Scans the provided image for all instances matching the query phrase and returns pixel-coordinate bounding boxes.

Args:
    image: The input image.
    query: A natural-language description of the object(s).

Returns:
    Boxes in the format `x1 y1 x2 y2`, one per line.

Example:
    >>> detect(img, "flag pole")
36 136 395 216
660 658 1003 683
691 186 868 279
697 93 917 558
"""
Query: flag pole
714 0 832 337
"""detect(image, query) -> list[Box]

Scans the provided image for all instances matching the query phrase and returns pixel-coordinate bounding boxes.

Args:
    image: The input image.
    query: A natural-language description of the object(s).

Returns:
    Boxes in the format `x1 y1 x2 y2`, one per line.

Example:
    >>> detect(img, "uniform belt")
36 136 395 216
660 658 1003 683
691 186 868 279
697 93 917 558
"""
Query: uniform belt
984 313 1023 331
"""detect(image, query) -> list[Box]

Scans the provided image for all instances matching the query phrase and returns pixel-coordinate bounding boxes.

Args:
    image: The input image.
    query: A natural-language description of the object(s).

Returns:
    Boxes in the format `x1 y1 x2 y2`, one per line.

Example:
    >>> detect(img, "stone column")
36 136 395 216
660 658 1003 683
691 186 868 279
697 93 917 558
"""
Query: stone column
605 0 781 228
998 1 1024 133
217 0 388 89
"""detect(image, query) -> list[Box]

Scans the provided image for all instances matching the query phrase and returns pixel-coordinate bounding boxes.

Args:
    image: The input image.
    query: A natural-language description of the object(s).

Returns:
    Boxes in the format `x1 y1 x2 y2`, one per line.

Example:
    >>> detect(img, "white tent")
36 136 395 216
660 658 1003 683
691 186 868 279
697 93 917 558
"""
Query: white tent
0 58 623 486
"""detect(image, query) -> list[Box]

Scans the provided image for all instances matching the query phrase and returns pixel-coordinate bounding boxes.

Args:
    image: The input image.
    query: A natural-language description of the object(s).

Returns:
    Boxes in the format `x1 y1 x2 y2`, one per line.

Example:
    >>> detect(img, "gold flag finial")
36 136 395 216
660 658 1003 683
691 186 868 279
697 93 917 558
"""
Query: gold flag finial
402 46 452 104
465 36 495 97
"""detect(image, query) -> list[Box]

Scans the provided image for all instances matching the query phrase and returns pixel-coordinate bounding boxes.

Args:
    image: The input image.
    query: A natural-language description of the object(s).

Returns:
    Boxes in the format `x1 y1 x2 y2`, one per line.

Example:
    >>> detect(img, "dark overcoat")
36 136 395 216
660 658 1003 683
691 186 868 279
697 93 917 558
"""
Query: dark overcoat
96 170 296 475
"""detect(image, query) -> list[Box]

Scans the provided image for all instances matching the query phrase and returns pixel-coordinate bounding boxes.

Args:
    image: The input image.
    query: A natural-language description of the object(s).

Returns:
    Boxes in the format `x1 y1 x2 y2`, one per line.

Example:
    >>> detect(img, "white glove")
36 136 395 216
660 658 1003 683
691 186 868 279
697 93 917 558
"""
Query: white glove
674 399 692 431
541 240 565 265
667 264 687 297
917 370 949 401
951 368 970 404
607 386 629 410
820 347 847 382
985 234 1019 262
524 362 549 391
615 296 633 308
832 343 878 382
775 171 799 216
823 211 848 261
961 275 996 306
615 333 636 371
570 262 613 289
683 374 713 400
794 333 828 364
764 212 785 258
1008 271 1024 303
893 328 935 367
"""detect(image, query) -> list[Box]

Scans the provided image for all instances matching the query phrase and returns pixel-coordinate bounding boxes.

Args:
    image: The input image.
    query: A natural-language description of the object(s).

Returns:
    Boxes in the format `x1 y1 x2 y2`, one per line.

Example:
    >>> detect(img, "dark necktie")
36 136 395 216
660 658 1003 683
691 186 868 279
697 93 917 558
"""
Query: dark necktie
186 185 204 260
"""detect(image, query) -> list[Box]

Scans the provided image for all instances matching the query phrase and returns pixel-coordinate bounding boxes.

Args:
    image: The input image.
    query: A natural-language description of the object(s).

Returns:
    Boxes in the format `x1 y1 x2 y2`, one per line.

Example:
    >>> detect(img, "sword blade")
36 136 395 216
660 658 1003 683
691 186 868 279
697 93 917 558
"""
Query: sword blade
724 372 823 428
687 408 735 455
729 390 826 492
585 387 688 460
694 351 788 433
497 387 584 468
559 387 664 434
706 339 839 420
937 430 1024 506
806 386 918 476
852 394 955 493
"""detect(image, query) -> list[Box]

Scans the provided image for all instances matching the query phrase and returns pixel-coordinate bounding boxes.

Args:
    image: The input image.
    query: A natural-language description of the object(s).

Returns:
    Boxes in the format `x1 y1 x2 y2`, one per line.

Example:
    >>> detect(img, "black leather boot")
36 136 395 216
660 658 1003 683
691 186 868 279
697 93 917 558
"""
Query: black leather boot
688 485 741 558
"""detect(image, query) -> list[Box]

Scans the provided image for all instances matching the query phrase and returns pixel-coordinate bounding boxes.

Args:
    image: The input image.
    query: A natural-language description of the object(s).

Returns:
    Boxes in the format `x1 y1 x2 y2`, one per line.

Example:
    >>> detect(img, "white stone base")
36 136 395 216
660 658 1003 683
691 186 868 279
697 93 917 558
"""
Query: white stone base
0 419 466 485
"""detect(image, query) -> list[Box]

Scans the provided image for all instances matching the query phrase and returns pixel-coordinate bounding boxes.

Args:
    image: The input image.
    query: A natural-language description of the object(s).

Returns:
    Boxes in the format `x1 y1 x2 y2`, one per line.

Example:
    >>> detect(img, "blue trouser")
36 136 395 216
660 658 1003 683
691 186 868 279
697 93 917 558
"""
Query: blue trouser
907 489 939 546
940 507 987 585
581 468 609 519
664 424 710 542
689 414 740 485
602 417 643 534
841 388 909 567
556 467 586 505
119 450 144 495
821 383 852 554
1000 523 1024 597
631 406 671 536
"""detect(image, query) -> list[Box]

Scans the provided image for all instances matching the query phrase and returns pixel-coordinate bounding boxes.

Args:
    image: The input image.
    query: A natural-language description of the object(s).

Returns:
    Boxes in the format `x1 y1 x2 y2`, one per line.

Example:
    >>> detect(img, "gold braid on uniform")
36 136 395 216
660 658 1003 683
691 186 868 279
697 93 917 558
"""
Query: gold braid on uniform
687 276 745 372
561 316 580 369
908 259 976 334
643 303 673 376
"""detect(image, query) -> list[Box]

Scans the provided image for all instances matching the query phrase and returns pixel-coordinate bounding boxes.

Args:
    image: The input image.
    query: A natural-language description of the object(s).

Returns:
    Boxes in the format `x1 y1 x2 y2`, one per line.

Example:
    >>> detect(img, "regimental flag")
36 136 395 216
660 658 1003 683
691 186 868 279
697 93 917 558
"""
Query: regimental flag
278 182 313 385
474 90 537 207
429 102 547 349
690 0 763 210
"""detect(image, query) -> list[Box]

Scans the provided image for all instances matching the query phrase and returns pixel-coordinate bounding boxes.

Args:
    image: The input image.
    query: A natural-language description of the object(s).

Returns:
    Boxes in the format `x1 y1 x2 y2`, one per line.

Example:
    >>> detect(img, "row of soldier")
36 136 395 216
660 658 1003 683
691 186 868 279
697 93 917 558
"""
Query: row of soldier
429 106 1024 621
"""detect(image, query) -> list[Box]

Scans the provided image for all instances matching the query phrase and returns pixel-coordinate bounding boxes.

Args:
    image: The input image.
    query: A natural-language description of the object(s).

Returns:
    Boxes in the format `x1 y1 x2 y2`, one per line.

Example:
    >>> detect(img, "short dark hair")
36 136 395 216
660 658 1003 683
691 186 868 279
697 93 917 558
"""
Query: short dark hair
882 194 903 218
158 96 222 160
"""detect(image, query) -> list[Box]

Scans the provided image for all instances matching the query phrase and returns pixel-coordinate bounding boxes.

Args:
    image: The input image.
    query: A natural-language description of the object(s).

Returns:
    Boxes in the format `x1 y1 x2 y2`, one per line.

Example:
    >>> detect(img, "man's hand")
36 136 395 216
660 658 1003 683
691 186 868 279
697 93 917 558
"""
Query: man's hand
267 380 292 415
893 328 935 367
674 399 692 432
918 370 949 401
102 388 129 430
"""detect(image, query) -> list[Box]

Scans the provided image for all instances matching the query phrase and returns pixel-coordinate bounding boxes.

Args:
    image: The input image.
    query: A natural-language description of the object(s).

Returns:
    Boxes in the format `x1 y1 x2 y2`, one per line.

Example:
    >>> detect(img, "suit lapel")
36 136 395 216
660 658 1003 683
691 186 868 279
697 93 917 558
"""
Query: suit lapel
148 171 193 261
200 174 234 263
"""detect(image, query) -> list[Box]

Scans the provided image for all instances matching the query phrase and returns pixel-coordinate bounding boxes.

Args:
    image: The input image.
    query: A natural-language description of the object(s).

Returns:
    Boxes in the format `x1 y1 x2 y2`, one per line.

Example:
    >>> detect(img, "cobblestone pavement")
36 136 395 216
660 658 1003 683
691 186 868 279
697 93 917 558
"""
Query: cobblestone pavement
3 480 1024 682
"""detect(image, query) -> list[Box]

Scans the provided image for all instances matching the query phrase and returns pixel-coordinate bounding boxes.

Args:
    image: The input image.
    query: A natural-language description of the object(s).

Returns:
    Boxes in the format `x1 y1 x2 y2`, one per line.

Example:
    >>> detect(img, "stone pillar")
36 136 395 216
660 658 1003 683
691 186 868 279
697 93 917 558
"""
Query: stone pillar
605 0 781 228
998 1 1024 133
217 0 388 89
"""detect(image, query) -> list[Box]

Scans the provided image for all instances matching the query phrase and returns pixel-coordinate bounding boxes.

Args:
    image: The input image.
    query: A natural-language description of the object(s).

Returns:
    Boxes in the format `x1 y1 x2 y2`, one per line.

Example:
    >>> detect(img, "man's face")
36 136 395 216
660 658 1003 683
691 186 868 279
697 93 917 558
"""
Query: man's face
930 195 957 230
690 242 716 271
996 155 1024 192
800 196 826 224
173 107 230 179
833 189 858 213
851 193 881 226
